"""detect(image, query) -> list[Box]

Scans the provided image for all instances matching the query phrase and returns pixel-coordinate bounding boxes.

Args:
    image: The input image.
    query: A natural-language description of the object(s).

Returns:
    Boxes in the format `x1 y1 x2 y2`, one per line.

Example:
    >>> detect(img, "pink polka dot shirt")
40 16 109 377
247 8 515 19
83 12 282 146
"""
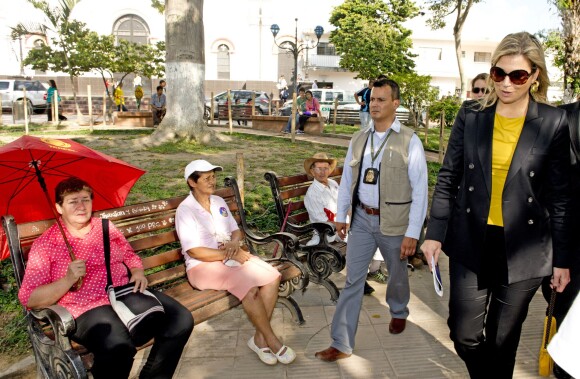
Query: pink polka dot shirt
18 218 143 318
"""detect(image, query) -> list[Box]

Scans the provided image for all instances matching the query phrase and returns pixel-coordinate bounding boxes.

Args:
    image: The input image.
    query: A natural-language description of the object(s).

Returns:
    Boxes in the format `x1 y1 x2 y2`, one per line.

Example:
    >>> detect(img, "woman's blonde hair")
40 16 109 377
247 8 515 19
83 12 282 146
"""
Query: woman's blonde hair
480 32 548 109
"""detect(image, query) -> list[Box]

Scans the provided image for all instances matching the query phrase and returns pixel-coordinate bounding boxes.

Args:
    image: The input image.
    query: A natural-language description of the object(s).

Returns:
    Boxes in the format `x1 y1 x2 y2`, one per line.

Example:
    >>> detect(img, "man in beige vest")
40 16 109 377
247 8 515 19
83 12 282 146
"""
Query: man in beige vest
315 78 428 362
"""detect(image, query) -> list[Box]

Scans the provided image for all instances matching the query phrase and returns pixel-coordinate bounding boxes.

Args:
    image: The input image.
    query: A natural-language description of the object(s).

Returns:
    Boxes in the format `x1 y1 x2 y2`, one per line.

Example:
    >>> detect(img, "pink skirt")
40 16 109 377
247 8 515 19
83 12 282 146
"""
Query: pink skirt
186 256 281 300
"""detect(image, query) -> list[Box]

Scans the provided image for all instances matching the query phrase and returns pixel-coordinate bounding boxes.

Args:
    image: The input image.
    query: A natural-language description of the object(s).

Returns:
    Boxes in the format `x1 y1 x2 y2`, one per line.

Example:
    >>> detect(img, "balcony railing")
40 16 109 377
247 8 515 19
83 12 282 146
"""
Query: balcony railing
306 54 341 68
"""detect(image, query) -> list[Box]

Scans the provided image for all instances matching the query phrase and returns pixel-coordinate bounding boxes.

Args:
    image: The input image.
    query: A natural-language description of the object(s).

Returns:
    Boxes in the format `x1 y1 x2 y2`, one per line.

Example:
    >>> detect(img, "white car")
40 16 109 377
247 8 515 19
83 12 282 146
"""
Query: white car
0 79 48 114
337 102 411 123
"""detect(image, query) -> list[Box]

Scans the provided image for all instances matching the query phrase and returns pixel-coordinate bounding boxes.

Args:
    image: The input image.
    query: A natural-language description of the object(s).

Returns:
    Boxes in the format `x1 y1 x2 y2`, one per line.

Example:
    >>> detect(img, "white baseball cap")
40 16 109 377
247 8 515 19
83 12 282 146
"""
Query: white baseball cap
184 160 223 180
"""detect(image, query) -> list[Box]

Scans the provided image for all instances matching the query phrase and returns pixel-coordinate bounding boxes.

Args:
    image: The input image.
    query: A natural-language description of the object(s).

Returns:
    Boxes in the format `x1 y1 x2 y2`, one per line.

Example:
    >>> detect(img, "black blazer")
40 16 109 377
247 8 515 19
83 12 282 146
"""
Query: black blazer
426 99 572 284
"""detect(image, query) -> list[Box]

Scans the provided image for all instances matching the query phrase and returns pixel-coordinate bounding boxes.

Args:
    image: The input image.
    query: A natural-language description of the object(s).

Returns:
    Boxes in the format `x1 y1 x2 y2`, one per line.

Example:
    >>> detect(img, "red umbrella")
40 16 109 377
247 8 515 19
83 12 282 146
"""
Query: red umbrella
0 136 146 261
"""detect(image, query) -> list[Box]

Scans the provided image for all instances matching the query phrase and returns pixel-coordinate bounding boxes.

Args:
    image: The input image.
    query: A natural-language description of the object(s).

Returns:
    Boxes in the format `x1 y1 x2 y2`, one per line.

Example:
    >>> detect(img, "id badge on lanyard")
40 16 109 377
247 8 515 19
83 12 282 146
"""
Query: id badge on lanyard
363 130 392 185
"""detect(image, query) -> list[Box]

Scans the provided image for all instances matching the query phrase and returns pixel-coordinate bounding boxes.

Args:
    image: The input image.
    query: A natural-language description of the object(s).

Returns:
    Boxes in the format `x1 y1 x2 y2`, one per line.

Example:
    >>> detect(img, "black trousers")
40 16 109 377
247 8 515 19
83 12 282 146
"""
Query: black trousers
46 104 67 121
72 290 194 379
448 226 543 379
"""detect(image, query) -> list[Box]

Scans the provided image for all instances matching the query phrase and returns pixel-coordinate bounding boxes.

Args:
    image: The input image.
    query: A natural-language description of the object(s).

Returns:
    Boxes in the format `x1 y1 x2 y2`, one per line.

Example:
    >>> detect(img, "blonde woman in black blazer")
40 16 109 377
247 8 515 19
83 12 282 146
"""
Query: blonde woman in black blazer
422 32 573 379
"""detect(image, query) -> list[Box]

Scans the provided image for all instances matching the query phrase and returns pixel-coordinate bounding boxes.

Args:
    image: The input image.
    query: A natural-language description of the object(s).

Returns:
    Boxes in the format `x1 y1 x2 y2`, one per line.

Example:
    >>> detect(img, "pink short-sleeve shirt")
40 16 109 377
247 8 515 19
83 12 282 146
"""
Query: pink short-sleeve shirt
18 218 143 318
175 194 239 270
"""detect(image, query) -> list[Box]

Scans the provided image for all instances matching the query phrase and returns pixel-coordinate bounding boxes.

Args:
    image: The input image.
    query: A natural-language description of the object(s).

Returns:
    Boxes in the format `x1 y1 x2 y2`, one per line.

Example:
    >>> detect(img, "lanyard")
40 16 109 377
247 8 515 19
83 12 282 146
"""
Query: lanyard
370 129 392 167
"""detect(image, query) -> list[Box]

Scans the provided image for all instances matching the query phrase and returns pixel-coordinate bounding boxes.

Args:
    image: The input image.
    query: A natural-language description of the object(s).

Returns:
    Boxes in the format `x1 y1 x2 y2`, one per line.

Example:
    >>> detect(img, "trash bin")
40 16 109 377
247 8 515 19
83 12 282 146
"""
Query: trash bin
12 100 31 122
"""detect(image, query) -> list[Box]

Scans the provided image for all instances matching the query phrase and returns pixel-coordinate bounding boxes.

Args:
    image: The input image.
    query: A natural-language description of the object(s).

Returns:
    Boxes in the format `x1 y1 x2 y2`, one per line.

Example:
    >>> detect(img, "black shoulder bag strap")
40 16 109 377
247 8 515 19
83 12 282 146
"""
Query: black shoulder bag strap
102 218 114 290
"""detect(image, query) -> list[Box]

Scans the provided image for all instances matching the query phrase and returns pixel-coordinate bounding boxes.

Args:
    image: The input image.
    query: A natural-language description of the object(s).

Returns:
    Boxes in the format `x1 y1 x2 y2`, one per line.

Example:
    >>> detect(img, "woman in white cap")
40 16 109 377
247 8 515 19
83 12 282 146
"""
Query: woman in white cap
174 159 295 366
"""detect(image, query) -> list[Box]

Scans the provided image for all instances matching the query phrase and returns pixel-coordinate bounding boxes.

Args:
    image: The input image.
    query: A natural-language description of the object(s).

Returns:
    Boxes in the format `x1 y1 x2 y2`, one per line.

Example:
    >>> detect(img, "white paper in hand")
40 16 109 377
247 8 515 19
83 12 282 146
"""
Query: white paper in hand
431 256 443 297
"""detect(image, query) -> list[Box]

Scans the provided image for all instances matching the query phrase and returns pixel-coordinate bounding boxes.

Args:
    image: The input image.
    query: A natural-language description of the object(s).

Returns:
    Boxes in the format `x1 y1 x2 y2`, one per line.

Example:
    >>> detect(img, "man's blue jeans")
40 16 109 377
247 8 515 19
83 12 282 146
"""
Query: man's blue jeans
359 111 370 129
283 114 300 132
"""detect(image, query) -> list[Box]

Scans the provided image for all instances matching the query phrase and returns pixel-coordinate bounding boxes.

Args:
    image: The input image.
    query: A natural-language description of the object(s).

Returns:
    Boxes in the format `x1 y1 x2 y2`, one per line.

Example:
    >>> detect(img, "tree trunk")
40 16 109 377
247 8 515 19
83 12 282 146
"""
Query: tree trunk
154 0 213 143
67 74 83 120
561 1 580 94
453 0 474 100
453 27 465 99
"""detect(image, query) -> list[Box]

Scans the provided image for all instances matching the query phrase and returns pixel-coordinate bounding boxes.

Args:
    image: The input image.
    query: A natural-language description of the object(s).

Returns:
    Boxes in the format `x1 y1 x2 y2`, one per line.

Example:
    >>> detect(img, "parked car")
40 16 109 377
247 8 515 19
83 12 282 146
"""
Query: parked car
278 100 294 117
205 90 270 117
0 79 48 114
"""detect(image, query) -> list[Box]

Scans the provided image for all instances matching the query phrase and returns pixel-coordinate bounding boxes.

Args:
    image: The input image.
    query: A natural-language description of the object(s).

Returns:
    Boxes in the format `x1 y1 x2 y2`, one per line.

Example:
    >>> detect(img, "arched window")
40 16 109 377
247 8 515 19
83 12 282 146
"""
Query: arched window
217 44 230 80
113 15 150 45
32 39 45 49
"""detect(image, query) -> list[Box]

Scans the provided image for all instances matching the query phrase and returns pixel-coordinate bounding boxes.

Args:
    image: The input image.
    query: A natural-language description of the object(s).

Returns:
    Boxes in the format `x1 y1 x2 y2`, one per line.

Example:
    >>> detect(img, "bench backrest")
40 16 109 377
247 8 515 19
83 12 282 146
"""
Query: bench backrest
330 109 360 126
4 180 245 290
217 104 254 121
264 167 343 228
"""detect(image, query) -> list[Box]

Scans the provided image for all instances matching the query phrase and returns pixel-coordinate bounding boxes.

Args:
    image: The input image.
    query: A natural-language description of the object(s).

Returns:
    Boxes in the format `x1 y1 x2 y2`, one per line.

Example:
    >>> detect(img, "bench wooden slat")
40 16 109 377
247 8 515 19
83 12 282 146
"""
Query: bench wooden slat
146 265 186 287
289 212 310 224
142 249 182 270
129 230 179 252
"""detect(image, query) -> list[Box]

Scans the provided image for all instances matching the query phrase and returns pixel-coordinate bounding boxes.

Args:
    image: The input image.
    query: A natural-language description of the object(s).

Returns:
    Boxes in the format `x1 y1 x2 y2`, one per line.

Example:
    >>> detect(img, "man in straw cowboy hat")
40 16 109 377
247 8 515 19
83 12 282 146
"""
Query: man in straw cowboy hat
303 152 386 295
315 77 428 362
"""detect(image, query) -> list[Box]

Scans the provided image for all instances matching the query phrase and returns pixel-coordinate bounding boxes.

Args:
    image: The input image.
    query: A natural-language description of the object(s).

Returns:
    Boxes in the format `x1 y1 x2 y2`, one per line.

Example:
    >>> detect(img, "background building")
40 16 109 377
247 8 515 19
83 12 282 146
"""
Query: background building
0 0 564 102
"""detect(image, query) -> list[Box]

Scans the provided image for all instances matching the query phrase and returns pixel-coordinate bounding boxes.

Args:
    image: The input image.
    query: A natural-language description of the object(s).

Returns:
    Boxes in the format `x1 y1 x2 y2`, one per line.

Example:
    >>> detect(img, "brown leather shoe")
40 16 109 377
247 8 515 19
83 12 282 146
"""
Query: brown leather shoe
389 318 406 334
315 347 351 362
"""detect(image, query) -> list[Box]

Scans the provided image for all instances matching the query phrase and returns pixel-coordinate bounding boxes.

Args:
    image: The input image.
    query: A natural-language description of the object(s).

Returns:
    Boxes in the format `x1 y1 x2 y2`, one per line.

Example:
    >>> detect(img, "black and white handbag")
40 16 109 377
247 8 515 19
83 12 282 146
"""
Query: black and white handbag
102 219 164 345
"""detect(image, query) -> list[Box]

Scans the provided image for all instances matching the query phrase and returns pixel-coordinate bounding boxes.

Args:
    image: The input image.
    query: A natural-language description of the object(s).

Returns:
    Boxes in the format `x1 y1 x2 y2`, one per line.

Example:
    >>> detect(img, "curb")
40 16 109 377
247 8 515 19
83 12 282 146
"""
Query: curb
0 355 35 377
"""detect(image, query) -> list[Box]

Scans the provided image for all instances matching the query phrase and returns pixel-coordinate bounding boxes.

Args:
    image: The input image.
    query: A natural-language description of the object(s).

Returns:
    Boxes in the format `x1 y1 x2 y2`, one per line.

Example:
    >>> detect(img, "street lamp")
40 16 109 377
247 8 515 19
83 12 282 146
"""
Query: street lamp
270 18 323 95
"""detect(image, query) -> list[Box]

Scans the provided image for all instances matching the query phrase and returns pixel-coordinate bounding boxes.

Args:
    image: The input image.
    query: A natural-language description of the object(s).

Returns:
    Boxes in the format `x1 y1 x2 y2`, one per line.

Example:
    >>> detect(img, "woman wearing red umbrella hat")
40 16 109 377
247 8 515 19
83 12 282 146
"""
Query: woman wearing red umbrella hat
18 177 194 378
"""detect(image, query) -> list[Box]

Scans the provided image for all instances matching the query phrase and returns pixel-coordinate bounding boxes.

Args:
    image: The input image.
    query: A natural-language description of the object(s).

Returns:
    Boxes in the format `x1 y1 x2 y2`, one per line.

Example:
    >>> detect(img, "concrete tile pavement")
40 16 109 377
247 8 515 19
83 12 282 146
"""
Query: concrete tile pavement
130 253 552 378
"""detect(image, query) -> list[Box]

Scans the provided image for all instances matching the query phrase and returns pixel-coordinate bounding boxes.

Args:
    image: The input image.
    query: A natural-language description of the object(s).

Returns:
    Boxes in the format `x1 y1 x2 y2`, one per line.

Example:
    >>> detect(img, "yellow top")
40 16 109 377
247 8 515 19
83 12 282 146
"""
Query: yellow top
487 113 525 226
114 87 124 106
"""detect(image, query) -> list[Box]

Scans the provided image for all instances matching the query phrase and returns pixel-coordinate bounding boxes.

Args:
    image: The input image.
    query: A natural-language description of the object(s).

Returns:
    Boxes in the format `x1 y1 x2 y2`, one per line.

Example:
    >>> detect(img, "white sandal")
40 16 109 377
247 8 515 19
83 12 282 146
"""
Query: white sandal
247 337 277 365
274 345 296 364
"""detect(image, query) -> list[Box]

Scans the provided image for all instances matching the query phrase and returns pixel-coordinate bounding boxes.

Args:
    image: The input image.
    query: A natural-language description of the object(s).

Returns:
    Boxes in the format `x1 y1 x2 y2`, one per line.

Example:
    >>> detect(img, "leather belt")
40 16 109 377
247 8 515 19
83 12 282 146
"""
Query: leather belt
359 202 380 216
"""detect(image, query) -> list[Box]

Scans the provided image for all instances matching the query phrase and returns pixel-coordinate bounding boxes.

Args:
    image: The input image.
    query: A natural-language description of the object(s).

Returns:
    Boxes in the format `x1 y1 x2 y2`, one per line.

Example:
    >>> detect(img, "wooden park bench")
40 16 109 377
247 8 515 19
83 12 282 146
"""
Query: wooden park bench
330 108 360 126
112 111 154 128
2 177 308 379
264 167 346 302
217 104 254 124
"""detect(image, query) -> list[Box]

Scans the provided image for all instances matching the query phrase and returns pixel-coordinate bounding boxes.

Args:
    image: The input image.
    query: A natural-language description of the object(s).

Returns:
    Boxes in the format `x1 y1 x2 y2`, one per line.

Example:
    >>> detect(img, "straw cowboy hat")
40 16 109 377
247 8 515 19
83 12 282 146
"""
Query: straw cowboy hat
304 153 337 175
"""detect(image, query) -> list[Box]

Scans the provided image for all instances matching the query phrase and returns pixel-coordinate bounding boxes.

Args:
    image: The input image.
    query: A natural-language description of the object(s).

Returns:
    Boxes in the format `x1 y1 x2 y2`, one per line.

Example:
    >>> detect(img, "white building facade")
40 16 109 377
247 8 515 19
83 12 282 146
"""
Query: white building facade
0 0 564 101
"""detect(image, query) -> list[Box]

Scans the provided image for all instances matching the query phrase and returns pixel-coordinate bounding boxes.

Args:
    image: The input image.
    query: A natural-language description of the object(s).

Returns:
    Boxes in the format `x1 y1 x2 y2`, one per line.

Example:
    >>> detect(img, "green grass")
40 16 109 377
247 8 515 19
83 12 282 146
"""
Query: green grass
323 124 360 135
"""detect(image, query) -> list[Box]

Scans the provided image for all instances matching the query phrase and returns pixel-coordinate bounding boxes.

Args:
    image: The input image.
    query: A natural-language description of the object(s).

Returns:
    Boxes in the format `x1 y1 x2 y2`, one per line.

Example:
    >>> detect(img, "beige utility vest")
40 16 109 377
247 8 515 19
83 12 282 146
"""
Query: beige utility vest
349 126 414 236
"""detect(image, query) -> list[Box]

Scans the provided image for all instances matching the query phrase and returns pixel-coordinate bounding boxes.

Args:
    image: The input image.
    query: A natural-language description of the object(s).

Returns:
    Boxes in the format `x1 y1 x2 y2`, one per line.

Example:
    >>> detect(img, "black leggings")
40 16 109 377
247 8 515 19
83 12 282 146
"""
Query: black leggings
448 226 543 379
298 114 313 131
72 290 194 379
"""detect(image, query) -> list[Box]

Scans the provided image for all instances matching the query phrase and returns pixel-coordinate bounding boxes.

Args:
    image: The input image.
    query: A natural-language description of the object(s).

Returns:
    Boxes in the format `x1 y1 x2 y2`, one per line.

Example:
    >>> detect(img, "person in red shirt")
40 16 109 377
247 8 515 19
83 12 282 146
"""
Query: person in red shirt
18 177 193 379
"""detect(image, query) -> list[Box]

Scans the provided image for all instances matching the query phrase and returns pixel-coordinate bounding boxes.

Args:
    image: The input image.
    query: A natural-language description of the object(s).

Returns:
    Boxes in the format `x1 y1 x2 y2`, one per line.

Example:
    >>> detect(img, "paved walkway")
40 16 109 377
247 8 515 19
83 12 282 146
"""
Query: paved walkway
128 253 550 378
0 117 550 378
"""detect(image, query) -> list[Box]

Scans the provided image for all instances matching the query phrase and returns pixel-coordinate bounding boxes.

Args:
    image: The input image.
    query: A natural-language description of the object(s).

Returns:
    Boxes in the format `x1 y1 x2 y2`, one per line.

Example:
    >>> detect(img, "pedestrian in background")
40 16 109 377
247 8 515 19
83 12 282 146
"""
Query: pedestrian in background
46 79 67 121
355 80 373 129
114 82 128 112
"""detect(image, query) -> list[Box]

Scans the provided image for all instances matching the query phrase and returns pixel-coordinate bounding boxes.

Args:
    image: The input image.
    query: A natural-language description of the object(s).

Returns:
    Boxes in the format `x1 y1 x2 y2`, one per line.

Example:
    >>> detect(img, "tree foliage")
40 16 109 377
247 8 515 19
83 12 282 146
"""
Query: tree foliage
22 20 93 77
425 0 482 98
547 0 580 95
329 0 418 80
12 0 85 116
429 95 462 126
391 72 439 127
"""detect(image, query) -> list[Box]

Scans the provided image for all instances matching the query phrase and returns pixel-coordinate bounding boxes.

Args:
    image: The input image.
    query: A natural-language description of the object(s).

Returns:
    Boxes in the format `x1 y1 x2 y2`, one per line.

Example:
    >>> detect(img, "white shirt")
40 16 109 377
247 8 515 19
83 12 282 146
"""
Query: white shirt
336 118 428 239
175 193 239 270
304 178 342 245
304 178 339 223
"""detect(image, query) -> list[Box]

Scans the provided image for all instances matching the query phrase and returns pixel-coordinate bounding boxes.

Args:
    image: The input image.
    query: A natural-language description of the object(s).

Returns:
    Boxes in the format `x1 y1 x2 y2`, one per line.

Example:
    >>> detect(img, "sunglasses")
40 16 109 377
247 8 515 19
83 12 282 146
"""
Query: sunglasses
490 66 535 85
472 87 489 95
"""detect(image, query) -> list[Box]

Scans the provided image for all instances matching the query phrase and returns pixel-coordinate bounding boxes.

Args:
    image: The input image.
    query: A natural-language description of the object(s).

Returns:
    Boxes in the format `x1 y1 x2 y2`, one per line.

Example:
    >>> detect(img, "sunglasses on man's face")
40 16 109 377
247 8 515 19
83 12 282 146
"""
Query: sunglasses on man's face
472 87 488 95
490 66 535 85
